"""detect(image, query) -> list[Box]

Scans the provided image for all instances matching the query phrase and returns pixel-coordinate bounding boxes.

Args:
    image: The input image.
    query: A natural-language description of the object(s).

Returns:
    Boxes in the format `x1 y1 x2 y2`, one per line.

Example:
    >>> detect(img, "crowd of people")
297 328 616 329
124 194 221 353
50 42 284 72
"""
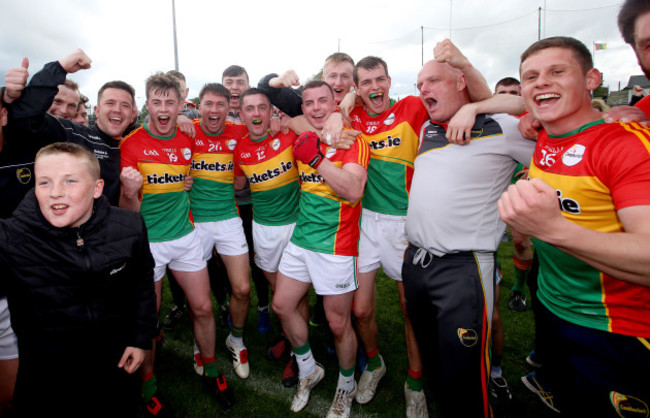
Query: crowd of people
0 0 649 417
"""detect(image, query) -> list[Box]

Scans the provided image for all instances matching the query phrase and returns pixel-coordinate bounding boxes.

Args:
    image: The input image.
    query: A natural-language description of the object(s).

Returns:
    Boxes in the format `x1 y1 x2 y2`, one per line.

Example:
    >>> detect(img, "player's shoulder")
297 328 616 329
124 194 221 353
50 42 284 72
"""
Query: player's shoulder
594 121 650 151
225 121 249 136
174 128 195 144
234 133 253 153
604 120 648 135
354 132 370 149
392 95 425 113
119 126 146 148
396 95 422 106
279 130 298 142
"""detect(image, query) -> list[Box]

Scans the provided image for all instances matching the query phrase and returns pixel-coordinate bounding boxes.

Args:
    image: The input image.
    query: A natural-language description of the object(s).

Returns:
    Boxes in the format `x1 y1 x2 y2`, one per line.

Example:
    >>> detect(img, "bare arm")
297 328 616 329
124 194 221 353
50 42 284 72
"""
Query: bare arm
518 112 541 140
177 114 196 138
234 175 248 191
446 94 526 144
498 178 650 286
288 115 311 136
434 39 491 102
288 113 356 149
337 93 358 120
269 114 291 136
317 161 367 204
603 105 649 125
183 174 193 192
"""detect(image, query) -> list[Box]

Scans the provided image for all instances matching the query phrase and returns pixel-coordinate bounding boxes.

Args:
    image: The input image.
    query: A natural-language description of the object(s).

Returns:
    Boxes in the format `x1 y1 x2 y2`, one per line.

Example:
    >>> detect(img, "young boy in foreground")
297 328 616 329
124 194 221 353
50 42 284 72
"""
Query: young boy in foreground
0 142 157 417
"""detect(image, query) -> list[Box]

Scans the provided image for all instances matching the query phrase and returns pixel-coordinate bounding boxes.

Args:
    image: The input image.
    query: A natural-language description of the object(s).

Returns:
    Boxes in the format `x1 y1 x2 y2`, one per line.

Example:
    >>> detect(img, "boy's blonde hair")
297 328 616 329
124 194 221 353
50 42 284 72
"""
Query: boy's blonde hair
36 142 100 180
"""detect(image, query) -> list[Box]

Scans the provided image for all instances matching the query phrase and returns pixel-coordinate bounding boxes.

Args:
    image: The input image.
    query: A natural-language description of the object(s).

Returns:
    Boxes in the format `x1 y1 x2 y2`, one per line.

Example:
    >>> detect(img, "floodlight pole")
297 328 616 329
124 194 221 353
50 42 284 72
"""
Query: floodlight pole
172 0 179 71
449 0 453 40
542 0 546 38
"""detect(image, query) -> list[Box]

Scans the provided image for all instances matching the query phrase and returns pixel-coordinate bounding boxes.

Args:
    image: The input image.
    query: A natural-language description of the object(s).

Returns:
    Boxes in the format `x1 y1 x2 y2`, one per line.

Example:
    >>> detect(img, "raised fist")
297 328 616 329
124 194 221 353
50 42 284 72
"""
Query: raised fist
293 131 325 169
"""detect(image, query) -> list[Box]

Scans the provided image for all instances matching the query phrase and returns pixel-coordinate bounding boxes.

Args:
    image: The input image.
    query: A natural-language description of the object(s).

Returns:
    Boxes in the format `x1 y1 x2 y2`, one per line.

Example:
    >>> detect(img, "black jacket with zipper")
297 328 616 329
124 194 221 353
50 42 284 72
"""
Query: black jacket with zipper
0 190 157 361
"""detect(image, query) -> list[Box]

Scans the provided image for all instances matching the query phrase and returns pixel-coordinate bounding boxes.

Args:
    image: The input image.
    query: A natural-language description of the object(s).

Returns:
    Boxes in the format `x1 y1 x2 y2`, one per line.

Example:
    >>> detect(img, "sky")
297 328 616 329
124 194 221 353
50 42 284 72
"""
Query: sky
0 0 640 111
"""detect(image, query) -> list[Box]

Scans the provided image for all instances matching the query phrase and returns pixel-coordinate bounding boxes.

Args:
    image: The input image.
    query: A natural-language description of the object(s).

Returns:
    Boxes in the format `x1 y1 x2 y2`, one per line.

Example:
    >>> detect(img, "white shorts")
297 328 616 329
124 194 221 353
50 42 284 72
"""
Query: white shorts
252 221 295 273
358 209 408 281
150 230 207 282
0 298 18 360
194 217 249 259
279 241 358 295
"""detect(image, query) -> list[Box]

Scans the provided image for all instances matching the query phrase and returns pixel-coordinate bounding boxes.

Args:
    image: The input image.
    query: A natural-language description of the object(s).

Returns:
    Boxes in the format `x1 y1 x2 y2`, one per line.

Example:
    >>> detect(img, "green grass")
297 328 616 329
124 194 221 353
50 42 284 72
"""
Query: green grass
145 240 558 417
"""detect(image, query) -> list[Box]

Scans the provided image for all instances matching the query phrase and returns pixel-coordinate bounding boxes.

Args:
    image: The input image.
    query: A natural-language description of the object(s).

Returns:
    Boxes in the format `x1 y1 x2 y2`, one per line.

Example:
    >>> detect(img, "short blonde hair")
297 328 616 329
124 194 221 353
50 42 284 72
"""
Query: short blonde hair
36 142 100 180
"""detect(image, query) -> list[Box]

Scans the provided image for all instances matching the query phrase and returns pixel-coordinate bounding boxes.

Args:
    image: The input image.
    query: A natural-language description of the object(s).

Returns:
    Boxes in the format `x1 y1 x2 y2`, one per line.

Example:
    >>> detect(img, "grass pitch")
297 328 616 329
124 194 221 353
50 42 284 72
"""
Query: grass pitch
144 240 558 417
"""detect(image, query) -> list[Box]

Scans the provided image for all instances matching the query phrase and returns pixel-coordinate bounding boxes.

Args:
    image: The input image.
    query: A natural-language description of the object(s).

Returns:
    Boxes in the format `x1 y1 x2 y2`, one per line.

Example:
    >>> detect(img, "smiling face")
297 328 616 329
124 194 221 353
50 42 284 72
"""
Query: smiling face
35 152 103 228
323 61 354 104
355 66 391 115
520 47 601 135
240 93 272 139
146 88 182 137
302 84 337 130
95 88 134 139
48 84 80 120
199 91 229 134
417 60 468 123
223 74 249 111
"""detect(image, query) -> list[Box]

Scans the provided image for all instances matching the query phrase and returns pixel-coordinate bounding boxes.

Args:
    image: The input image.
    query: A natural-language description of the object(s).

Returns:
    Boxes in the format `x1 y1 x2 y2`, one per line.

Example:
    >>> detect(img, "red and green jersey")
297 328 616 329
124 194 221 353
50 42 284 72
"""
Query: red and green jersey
529 120 650 337
189 120 248 223
350 95 429 216
635 95 650 118
291 134 370 256
233 131 300 226
120 124 194 242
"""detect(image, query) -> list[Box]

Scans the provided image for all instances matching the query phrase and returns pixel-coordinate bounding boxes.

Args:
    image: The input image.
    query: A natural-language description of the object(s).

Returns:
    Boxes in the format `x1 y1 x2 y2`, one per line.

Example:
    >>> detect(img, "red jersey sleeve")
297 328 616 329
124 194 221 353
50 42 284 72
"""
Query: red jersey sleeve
340 134 370 169
599 123 650 209
119 135 139 170
233 142 244 177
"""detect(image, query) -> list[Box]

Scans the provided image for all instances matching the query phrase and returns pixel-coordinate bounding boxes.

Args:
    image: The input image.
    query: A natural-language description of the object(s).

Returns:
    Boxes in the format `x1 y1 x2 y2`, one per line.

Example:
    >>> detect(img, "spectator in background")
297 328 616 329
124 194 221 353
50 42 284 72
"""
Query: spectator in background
48 78 80 120
494 77 521 96
73 93 90 126
629 84 646 106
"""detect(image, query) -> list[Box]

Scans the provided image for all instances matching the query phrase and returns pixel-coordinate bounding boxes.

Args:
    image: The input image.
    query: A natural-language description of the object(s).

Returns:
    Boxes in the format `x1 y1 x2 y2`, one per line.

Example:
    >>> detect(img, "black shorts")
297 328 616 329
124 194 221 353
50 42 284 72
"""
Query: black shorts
537 302 650 417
